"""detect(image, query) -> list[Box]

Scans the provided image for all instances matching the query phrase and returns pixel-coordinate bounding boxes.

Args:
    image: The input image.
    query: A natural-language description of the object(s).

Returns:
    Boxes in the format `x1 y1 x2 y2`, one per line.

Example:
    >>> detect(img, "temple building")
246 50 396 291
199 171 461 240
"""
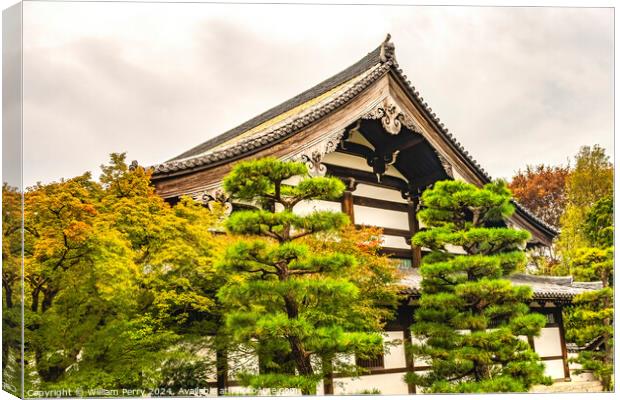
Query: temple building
149 36 601 394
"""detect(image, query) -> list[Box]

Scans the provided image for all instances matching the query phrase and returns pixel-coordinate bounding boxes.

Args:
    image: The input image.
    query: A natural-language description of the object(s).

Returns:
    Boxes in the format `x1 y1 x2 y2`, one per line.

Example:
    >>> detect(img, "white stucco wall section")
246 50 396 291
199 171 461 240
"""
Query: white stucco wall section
384 331 407 369
353 184 407 203
354 205 409 230
333 373 409 395
535 327 562 357
544 359 566 380
381 235 410 249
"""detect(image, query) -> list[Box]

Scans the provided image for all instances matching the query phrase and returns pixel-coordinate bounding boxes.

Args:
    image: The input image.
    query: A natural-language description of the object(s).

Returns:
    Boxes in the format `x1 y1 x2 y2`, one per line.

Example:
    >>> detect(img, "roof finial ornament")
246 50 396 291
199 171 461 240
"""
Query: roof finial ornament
380 33 395 62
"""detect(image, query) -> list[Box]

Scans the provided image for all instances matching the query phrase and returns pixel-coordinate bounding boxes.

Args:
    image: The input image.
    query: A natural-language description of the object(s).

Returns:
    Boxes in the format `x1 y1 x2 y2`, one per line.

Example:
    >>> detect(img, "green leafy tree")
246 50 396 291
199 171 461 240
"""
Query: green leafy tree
4 154 223 392
556 145 613 270
407 180 550 393
218 158 398 395
2 183 23 395
565 195 614 391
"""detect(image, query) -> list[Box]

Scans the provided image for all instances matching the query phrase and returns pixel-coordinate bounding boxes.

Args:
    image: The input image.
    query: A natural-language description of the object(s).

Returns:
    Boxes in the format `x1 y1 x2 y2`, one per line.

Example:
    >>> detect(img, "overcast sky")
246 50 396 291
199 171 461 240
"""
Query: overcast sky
19 2 613 186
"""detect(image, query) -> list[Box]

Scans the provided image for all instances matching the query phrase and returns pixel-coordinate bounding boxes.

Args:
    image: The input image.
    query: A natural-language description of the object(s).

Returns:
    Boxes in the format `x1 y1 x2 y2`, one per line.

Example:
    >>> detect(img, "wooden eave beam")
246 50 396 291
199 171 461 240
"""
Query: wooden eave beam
324 163 409 193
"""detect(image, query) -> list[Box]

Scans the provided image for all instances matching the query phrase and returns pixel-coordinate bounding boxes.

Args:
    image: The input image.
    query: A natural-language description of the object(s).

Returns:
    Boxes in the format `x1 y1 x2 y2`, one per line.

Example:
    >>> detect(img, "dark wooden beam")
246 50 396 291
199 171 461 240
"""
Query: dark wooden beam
408 197 422 268
403 327 417 394
383 135 425 155
379 247 412 258
338 141 375 159
352 196 409 212
540 355 564 361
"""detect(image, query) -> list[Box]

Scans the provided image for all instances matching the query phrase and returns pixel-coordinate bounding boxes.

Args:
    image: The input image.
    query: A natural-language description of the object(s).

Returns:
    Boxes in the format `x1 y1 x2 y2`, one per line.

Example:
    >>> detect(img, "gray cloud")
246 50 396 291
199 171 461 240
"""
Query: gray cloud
19 3 613 186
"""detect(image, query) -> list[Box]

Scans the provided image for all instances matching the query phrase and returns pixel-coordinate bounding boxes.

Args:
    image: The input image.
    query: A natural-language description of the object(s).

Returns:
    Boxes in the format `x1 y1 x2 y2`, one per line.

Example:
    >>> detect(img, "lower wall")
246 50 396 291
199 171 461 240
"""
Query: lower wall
210 323 582 394
333 373 409 395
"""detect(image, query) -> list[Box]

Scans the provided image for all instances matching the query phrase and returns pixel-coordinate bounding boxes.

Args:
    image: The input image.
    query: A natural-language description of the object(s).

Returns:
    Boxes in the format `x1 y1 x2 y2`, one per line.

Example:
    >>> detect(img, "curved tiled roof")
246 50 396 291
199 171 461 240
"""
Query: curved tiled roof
399 269 602 300
152 52 391 176
150 35 558 237
169 46 385 161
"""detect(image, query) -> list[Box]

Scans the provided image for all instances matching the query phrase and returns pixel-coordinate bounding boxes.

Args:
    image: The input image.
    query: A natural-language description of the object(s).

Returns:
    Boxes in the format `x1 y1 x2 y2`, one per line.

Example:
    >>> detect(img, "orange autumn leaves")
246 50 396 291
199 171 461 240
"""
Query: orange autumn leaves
508 164 570 228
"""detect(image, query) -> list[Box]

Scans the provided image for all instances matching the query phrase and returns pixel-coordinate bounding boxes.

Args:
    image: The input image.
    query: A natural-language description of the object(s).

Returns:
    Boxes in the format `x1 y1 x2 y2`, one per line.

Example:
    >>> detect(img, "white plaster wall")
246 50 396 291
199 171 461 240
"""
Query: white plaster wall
444 243 467 254
353 184 407 203
227 345 259 379
354 205 409 230
292 199 341 215
195 342 217 382
333 373 409 395
384 331 407 369
382 234 410 249
543 359 566 380
534 327 562 357
281 175 302 186
411 335 429 367
568 352 596 382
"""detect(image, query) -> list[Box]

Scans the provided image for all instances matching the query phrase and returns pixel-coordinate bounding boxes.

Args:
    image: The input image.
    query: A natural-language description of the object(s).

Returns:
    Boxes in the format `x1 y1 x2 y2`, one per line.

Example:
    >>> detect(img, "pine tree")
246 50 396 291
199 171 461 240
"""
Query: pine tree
218 158 390 395
565 195 614 391
406 180 550 393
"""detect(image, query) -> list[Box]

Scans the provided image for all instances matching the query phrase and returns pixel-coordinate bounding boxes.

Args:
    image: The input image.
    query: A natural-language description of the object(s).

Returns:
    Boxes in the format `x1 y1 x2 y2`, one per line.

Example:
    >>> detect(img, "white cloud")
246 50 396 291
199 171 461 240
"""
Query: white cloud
20 3 613 185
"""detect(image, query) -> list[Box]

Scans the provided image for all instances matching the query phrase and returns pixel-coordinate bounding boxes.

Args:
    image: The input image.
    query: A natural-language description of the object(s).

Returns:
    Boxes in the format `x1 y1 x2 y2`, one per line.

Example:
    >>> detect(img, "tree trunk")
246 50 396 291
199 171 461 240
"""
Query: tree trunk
216 345 228 396
283 294 314 394
321 354 334 395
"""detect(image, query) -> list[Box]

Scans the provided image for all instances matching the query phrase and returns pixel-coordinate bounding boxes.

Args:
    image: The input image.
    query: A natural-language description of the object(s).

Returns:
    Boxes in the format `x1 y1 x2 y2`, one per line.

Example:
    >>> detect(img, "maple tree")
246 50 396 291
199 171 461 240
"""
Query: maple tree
2 154 224 392
509 164 570 228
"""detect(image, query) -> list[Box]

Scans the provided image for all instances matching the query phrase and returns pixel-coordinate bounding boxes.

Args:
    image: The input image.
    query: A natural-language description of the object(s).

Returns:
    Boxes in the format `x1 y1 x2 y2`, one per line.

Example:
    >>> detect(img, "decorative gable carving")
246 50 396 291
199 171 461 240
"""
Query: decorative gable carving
286 129 346 176
362 96 423 135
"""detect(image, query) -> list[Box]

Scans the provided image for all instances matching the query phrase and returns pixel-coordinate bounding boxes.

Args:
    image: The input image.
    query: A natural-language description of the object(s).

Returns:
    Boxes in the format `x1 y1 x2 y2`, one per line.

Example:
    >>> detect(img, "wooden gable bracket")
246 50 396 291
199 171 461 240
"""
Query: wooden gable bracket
285 128 346 176
191 188 233 216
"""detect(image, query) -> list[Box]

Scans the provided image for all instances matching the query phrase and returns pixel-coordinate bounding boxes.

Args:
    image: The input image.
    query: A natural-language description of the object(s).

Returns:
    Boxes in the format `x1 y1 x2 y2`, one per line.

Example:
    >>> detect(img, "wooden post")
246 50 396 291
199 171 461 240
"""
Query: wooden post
408 196 422 268
341 178 356 222
322 355 334 395
216 346 229 396
403 327 417 394
556 308 571 381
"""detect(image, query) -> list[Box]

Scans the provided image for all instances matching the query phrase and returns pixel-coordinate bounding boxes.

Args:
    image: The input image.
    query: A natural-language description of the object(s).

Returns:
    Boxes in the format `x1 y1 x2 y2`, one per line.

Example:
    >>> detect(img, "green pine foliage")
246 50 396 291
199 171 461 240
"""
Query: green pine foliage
406 180 550 393
218 157 390 395
564 195 614 391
